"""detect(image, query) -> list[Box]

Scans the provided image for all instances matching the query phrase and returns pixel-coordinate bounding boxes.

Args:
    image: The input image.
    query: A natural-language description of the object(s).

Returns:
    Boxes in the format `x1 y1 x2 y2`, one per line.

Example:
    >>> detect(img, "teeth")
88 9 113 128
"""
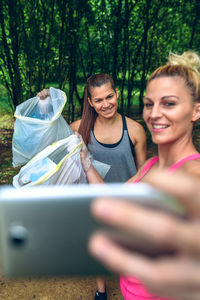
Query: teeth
153 125 168 129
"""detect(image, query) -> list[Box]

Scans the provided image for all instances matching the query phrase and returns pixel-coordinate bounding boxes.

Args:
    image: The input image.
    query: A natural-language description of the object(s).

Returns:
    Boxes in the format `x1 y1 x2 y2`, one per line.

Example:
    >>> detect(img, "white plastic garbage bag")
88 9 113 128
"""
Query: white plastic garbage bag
13 135 111 188
13 135 85 188
12 87 73 167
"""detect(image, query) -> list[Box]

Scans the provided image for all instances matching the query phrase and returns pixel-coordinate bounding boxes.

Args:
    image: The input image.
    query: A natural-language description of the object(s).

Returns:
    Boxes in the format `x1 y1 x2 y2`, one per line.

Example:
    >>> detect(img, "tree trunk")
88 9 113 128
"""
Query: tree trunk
58 0 68 89
112 0 122 83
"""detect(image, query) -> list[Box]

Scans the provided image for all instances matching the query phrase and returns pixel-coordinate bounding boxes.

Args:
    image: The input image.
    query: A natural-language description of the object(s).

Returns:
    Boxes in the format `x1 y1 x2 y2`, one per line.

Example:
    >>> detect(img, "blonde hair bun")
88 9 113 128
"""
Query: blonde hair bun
168 51 200 74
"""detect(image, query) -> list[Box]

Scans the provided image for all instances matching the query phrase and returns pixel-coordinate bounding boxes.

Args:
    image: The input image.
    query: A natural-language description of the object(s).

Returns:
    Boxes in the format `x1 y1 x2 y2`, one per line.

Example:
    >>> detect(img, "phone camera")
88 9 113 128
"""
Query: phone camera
8 225 28 247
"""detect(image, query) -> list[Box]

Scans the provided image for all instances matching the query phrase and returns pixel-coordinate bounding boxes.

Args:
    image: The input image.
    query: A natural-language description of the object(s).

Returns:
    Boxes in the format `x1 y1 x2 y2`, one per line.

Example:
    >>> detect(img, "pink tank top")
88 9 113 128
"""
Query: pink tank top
120 153 200 300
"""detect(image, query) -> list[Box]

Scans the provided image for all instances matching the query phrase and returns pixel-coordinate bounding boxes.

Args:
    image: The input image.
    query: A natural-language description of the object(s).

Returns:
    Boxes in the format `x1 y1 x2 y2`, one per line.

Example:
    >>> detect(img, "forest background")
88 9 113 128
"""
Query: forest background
1 0 200 119
0 1 200 299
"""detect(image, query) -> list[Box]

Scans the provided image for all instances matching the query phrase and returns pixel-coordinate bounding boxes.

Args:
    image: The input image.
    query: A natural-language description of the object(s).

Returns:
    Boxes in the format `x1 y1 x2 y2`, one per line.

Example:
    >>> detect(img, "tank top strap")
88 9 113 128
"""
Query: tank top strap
134 156 159 183
121 114 127 130
134 153 200 183
121 114 135 158
168 153 200 172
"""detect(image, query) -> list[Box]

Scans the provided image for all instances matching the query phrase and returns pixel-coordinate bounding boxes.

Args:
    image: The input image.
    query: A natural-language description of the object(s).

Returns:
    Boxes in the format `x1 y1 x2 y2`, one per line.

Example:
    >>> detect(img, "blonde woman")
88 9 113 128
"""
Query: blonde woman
80 51 200 300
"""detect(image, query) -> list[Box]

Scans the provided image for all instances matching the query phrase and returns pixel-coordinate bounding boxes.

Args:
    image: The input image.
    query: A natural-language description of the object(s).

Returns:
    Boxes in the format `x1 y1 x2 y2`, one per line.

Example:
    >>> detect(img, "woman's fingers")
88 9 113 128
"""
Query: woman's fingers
88 232 200 300
88 232 148 275
75 132 93 172
37 88 49 99
144 170 200 217
91 197 200 255
89 232 200 281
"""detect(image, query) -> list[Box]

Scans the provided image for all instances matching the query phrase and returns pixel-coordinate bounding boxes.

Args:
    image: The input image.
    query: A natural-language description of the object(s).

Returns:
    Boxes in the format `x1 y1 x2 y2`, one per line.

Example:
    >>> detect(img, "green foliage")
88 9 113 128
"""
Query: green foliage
0 85 14 128
0 0 200 117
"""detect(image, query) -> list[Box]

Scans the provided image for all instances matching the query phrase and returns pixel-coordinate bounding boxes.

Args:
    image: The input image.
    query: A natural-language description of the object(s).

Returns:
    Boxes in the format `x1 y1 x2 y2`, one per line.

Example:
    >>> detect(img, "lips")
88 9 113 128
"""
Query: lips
102 107 113 113
152 124 169 129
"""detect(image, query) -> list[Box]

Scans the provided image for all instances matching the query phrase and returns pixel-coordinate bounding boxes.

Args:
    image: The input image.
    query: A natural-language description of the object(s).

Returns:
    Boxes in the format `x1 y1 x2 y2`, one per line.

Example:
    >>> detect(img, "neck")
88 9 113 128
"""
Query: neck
157 137 198 168
96 112 120 126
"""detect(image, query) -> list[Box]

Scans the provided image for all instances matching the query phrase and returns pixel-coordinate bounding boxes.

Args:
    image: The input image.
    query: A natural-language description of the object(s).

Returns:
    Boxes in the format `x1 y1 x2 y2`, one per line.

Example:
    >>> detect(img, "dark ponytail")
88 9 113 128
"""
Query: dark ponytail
78 87 98 145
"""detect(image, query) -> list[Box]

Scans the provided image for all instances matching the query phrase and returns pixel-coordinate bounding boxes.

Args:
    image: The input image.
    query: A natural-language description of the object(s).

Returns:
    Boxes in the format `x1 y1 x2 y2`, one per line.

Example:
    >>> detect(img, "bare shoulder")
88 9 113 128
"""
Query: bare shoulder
70 119 81 132
126 116 145 134
183 159 200 179
125 116 146 143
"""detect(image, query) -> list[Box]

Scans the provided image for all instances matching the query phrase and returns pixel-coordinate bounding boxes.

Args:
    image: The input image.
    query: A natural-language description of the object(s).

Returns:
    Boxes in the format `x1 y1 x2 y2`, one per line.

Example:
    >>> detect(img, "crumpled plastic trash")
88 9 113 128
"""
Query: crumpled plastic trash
12 87 73 167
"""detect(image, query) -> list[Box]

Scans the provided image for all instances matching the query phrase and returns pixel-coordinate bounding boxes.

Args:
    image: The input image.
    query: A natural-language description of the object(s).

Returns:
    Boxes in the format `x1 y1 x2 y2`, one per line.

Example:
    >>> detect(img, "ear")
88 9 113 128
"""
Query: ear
192 103 200 122
88 97 93 107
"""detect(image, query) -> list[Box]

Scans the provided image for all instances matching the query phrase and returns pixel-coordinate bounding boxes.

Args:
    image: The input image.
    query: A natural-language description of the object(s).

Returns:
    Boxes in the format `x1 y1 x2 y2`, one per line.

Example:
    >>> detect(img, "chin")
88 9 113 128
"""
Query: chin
151 139 159 145
151 136 165 145
152 137 174 146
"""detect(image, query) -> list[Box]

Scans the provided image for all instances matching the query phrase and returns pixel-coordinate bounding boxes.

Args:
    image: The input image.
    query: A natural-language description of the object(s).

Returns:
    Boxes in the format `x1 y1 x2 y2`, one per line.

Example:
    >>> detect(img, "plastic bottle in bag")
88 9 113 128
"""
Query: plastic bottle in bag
29 97 54 120
38 96 54 120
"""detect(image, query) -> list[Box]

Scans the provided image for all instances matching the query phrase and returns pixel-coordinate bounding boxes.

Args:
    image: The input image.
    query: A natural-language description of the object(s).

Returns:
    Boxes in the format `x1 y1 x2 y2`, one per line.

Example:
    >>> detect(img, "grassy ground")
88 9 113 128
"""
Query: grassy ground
0 86 19 184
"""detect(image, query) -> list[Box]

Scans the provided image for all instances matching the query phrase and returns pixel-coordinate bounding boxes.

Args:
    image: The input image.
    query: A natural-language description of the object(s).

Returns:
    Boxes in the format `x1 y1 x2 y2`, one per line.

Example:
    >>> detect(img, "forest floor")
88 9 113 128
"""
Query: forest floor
0 113 199 300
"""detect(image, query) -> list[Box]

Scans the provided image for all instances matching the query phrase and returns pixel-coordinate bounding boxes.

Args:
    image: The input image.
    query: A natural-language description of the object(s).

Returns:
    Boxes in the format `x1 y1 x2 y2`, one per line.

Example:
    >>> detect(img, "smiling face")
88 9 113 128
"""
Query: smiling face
143 76 199 145
88 82 118 119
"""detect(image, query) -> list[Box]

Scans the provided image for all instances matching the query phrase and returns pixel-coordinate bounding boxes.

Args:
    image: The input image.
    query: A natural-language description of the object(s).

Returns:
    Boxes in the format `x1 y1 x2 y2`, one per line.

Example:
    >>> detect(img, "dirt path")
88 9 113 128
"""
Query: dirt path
0 274 121 300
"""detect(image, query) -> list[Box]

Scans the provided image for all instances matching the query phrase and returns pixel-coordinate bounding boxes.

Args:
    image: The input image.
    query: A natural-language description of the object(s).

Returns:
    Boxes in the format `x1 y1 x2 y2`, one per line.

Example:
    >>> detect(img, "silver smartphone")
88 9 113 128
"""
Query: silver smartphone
0 183 186 278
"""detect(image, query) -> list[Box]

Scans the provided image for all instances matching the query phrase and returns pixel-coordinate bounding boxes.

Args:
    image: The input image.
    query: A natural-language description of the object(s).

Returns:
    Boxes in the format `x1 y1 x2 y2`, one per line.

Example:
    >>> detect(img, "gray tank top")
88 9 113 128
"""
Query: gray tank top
88 114 137 183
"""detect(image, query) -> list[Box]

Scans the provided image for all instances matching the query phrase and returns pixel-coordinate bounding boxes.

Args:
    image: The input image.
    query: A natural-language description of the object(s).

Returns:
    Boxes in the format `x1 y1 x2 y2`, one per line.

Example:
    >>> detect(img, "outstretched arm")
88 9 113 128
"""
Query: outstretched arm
89 170 200 300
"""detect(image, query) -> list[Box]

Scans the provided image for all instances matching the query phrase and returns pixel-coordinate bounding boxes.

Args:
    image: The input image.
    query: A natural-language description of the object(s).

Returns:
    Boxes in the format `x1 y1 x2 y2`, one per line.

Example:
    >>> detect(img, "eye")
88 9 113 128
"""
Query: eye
107 94 114 99
143 102 153 108
94 99 102 103
164 101 176 107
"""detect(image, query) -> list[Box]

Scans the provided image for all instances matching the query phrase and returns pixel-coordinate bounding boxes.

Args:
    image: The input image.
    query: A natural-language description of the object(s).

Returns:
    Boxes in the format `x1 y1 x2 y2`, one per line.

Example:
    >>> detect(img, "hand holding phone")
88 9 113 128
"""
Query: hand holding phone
0 183 186 277
90 182 187 258
88 171 200 300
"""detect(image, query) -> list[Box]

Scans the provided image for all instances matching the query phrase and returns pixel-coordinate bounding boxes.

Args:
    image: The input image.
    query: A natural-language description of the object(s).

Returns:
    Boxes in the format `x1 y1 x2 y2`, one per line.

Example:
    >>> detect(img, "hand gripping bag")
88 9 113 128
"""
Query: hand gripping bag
12 87 73 167
13 135 111 188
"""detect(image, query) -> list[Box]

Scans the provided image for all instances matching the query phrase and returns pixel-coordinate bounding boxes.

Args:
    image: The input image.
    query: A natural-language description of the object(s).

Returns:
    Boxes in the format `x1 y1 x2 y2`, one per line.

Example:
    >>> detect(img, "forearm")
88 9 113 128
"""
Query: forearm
85 165 105 184
75 132 105 184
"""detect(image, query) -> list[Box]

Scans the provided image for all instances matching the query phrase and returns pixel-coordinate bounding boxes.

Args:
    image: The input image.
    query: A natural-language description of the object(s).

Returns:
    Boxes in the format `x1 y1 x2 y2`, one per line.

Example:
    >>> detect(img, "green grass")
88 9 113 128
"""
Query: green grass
0 85 15 129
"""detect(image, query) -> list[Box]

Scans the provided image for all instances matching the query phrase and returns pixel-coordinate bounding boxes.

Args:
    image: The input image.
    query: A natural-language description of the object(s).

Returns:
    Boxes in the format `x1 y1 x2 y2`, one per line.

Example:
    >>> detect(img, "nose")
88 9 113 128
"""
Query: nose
102 99 109 107
149 103 162 119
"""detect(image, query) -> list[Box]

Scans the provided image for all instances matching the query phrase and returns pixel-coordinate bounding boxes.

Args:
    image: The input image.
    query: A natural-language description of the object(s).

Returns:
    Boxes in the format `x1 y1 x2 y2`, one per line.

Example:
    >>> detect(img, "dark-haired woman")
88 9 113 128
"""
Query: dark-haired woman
70 74 146 299
70 74 146 183
38 74 147 300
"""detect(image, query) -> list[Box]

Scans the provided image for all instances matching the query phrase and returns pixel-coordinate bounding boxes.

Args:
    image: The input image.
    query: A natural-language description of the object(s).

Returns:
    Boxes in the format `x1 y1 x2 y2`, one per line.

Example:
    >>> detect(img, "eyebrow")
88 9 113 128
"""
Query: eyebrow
93 92 114 101
143 95 180 101
143 96 151 101
93 97 102 101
